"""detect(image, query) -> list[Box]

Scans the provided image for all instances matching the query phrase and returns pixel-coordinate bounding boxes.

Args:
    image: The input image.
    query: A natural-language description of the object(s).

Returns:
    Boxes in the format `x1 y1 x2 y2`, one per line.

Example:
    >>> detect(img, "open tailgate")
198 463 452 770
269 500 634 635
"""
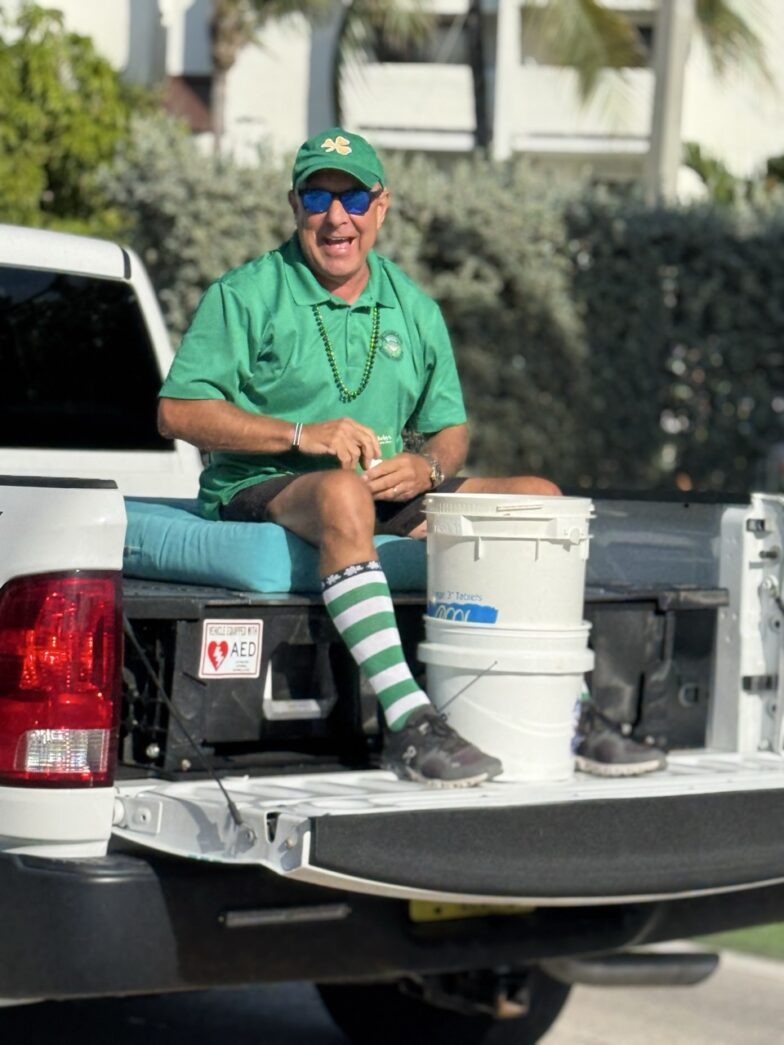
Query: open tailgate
113 754 784 905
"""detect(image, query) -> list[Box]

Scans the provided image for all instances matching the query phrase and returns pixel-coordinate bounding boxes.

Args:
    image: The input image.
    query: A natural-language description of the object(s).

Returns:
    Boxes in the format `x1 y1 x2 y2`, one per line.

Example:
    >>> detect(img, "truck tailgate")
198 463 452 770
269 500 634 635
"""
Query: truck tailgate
113 753 784 904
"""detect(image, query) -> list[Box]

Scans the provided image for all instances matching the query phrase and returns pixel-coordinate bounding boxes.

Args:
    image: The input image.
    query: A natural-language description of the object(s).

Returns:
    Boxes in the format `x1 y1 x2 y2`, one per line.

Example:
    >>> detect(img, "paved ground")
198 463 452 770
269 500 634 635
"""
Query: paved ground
0 948 782 1044
543 949 784 1045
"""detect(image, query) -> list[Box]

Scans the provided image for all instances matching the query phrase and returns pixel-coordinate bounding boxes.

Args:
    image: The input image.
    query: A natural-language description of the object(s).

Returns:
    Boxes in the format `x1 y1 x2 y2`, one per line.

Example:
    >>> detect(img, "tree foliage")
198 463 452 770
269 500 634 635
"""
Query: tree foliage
523 0 772 103
332 0 434 125
564 188 784 493
378 152 586 479
102 117 784 495
0 2 150 232
102 113 292 336
695 0 773 85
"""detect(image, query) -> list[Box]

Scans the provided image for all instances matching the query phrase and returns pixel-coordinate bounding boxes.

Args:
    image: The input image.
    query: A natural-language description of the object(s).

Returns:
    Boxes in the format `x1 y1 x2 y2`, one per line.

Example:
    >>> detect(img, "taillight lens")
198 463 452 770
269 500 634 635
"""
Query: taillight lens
0 572 122 786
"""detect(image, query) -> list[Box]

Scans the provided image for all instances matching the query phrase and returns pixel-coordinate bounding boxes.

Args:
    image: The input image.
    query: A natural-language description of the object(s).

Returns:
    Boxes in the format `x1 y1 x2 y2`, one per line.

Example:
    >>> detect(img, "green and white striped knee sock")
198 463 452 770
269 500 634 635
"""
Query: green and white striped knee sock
321 560 430 731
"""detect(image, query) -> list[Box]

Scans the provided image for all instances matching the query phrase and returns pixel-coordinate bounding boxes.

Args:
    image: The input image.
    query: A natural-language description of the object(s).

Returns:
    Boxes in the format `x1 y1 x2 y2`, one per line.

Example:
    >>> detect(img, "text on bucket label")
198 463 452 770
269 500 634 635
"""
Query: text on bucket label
427 601 499 624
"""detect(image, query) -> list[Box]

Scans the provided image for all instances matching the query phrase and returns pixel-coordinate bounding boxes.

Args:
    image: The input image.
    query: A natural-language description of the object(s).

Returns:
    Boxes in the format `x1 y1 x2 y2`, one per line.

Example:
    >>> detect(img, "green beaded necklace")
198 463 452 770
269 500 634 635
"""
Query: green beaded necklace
312 304 380 403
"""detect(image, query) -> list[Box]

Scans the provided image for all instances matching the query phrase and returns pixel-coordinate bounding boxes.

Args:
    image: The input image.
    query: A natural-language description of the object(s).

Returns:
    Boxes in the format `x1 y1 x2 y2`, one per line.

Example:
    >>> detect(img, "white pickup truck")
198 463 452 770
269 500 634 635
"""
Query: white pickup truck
2 222 784 1045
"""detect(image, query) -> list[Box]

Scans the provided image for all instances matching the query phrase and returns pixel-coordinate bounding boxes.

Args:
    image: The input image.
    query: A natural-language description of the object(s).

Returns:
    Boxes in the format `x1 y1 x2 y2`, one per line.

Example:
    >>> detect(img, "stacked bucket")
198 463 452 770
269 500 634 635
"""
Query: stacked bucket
419 493 595 781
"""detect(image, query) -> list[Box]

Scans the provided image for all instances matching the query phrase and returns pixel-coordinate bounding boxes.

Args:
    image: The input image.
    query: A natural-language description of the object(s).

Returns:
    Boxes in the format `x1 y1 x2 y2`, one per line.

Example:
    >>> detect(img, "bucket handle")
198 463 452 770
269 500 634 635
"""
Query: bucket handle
492 503 589 545
438 659 499 712
493 503 545 513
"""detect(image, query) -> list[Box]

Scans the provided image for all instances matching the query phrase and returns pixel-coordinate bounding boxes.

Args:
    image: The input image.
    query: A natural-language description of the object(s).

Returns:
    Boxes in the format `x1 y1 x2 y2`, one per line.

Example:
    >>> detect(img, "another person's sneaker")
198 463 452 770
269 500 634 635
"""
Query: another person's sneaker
574 706 667 777
383 707 503 787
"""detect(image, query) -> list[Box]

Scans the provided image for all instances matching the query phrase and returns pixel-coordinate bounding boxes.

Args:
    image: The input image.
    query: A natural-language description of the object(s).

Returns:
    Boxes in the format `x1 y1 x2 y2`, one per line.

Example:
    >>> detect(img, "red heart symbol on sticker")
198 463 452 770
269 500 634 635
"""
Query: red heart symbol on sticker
207 640 228 670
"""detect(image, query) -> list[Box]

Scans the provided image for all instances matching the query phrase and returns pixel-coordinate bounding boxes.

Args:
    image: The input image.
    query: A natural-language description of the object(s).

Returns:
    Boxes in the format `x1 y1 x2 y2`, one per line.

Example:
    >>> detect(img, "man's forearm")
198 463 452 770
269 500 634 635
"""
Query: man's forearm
158 398 294 454
158 399 382 470
421 424 470 479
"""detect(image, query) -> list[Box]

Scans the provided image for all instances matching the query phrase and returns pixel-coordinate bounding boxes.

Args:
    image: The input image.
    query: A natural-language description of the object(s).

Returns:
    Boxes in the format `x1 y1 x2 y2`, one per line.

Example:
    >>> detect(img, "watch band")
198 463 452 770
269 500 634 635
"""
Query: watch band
420 451 444 490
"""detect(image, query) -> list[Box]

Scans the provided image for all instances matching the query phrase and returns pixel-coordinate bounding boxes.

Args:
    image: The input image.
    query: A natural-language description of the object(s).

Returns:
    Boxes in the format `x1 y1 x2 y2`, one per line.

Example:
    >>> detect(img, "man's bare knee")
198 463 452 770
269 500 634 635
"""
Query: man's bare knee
315 471 375 537
524 477 562 497
458 475 562 497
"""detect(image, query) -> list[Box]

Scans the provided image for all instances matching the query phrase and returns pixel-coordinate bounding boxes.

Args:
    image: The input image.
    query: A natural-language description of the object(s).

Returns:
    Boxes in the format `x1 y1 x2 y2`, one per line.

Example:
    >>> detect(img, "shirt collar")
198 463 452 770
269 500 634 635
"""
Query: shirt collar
280 235 395 309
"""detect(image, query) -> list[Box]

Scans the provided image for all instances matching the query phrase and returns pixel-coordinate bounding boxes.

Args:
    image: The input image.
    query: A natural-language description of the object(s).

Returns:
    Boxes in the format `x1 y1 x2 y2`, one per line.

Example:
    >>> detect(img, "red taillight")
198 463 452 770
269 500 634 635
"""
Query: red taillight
0 572 122 786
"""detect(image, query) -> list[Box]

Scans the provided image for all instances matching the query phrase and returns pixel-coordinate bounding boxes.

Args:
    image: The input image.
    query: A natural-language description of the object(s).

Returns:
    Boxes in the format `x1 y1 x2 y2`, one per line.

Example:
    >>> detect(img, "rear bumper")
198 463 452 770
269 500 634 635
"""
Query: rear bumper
0 847 649 1001
4 824 784 1003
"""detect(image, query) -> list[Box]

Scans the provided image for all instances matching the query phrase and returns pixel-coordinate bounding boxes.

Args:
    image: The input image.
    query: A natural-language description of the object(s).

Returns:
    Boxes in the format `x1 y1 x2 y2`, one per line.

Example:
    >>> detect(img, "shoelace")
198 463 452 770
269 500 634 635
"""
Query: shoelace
583 703 634 737
418 712 461 745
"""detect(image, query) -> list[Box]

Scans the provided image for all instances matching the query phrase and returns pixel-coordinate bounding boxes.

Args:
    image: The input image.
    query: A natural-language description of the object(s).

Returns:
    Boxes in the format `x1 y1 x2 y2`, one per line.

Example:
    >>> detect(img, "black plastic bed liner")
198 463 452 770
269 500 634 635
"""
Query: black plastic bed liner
122 577 728 617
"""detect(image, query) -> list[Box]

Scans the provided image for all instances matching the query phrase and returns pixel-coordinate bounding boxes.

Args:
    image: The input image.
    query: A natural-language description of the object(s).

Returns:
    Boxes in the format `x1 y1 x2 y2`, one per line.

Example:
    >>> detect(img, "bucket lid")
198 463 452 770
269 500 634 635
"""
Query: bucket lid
424 492 594 519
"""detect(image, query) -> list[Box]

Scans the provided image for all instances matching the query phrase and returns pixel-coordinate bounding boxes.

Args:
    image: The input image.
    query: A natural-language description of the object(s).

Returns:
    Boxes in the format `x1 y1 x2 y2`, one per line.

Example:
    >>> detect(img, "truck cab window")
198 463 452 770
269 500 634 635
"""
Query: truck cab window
0 266 171 450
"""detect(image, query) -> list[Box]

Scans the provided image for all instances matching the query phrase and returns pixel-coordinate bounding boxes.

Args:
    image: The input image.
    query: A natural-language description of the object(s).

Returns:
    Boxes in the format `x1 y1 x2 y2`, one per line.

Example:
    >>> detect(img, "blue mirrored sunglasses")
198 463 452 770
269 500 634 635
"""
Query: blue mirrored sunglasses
298 186 383 215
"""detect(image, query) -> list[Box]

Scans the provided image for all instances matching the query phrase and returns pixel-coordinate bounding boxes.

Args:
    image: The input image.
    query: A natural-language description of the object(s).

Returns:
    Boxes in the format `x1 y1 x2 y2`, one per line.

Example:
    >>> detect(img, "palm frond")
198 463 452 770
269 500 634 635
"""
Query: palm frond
522 0 646 101
211 0 333 71
695 0 773 86
247 0 334 23
333 0 435 122
342 0 434 57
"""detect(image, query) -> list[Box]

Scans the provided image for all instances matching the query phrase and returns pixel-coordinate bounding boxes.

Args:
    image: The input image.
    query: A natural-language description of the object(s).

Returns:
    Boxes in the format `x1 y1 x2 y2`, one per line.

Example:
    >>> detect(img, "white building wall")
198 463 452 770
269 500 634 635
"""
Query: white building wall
3 0 136 68
4 0 783 181
158 0 210 76
223 16 313 163
501 68 654 145
682 5 784 177
342 64 476 148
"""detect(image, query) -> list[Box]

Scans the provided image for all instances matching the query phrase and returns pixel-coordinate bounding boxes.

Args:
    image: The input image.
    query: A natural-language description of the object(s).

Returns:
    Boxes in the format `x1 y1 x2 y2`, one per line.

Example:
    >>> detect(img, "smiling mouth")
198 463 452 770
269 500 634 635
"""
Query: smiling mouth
322 236 354 250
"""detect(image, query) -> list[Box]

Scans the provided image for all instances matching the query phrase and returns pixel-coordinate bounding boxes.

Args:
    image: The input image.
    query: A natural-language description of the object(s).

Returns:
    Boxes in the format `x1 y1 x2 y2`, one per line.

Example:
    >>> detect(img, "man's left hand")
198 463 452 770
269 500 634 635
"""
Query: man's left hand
362 452 430 501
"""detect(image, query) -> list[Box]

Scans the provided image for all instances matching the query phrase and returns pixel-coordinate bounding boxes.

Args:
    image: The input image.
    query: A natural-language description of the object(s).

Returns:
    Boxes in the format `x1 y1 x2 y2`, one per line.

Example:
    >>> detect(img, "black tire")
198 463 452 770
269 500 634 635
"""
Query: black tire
317 969 571 1045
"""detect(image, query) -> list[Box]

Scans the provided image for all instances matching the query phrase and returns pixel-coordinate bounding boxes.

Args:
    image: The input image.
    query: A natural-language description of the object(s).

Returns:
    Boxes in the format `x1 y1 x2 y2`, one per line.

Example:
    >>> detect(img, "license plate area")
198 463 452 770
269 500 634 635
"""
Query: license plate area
409 901 536 923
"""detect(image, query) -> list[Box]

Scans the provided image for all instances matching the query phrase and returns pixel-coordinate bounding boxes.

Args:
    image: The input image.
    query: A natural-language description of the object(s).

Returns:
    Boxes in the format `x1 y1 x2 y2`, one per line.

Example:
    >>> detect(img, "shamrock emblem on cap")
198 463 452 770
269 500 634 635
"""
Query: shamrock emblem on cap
321 135 352 155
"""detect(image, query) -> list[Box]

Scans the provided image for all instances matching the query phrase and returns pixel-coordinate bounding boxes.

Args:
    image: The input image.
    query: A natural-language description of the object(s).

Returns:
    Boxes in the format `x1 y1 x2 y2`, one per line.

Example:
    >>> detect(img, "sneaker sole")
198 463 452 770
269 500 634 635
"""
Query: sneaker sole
575 755 666 777
383 763 496 788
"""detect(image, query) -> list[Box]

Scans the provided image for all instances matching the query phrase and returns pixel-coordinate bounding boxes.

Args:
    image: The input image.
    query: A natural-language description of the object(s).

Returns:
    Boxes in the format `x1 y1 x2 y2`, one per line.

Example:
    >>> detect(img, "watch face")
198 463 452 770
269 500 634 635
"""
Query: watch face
421 451 442 488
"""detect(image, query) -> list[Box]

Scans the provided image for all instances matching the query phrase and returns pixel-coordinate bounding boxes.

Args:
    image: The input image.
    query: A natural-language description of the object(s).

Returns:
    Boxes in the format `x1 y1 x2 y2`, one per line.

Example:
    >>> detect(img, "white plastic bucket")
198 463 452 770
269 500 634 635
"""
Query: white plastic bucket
425 493 594 628
418 617 594 781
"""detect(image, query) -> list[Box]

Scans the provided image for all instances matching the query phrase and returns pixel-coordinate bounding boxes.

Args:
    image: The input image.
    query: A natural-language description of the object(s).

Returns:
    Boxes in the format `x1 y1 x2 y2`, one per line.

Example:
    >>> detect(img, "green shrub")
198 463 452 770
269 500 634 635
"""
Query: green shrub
104 131 784 494
0 2 150 234
379 153 586 479
565 191 784 492
103 113 292 337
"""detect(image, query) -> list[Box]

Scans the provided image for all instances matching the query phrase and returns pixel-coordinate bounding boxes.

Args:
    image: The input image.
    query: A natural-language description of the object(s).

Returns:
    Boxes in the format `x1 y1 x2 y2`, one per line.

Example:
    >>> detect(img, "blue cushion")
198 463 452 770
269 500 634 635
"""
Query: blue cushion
123 498 427 593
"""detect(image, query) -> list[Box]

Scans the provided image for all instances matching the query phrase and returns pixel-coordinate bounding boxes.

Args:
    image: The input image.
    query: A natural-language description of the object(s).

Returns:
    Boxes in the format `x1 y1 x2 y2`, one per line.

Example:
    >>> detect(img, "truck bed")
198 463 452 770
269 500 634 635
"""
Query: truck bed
121 571 728 773
113 569 784 907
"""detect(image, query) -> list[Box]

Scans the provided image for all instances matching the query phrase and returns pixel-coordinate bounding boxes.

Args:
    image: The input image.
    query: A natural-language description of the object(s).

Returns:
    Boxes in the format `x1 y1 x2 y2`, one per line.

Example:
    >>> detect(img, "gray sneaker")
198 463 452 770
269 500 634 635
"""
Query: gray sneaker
575 706 667 777
383 707 503 788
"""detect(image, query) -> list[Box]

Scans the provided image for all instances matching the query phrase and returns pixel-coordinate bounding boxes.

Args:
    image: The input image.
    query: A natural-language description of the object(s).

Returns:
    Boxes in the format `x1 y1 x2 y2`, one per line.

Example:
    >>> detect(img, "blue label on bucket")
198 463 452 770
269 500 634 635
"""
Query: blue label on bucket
427 600 499 623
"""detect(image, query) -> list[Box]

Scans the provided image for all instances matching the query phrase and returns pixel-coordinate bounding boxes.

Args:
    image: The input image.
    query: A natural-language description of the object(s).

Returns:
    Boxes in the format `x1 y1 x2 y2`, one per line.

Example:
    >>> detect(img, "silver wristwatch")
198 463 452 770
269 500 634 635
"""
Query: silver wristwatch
420 451 445 490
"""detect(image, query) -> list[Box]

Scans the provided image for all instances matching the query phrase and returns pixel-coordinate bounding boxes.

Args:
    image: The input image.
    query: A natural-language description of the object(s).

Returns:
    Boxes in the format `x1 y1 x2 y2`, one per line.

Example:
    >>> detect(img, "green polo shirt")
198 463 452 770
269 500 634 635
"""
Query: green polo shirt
160 236 466 519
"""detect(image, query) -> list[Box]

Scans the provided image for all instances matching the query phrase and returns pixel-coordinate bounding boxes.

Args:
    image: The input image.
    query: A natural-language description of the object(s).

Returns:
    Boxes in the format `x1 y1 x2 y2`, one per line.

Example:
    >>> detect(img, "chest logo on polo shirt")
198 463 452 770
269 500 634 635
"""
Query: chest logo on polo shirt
380 330 403 360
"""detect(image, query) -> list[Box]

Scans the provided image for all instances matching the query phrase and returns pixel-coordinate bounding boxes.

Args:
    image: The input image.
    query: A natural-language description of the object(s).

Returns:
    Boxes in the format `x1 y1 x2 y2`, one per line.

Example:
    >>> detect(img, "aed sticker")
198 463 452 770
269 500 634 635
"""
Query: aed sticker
199 619 263 679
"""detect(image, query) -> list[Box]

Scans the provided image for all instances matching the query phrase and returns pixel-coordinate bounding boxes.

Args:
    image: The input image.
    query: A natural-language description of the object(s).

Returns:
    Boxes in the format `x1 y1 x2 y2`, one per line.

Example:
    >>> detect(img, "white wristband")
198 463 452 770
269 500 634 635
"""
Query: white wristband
291 421 304 450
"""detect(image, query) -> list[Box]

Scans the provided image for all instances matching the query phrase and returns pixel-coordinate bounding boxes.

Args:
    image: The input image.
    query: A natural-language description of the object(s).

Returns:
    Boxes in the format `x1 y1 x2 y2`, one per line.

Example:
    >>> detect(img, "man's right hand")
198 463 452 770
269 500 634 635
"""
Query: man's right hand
298 418 381 470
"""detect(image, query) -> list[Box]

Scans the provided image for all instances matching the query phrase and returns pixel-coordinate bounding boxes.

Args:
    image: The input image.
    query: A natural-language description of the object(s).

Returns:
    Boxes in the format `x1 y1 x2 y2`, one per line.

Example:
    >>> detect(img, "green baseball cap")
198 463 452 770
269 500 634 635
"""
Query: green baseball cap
292 126 385 189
